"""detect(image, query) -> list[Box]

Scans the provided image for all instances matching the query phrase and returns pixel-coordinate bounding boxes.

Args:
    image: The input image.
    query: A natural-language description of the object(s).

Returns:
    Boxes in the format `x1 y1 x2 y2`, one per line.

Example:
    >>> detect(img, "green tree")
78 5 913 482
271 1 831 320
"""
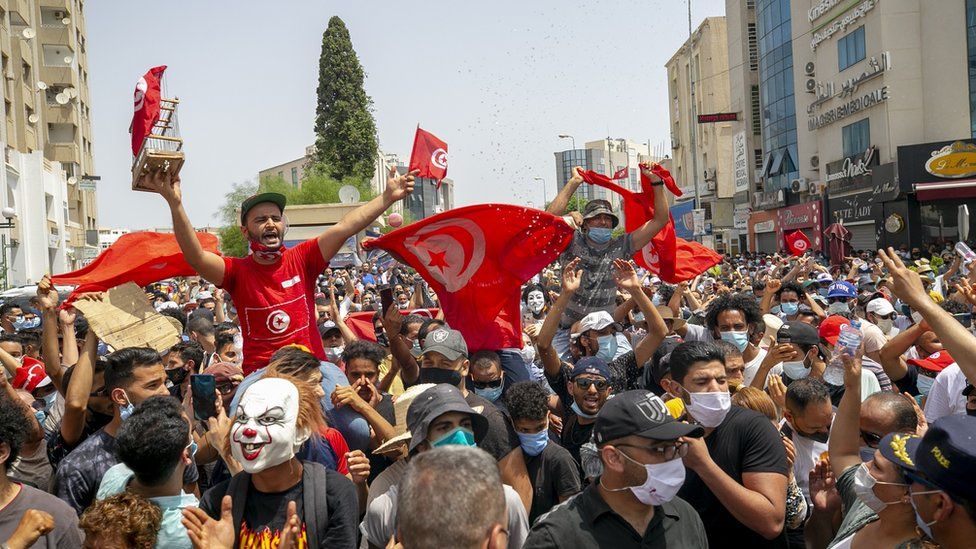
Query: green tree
313 16 377 181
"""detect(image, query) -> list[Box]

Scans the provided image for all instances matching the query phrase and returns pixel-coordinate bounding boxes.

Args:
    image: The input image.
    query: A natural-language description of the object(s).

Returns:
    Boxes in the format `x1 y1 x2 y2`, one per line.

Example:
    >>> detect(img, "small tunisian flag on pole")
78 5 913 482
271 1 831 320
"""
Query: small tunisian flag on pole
363 204 573 350
409 126 448 187
130 65 167 156
785 230 812 256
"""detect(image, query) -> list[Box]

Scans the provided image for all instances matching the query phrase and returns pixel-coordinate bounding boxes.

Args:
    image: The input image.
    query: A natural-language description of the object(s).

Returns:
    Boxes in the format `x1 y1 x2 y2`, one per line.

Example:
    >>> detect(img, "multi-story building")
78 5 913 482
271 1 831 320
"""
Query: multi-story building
725 0 763 253
665 17 736 251
553 138 664 215
785 0 973 253
97 226 128 250
258 145 315 189
0 0 96 286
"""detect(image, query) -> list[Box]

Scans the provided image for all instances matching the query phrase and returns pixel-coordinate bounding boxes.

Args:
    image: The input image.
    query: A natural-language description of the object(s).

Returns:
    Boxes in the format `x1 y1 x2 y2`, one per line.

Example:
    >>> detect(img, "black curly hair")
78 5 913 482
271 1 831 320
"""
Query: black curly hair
942 299 972 316
0 394 30 468
776 282 806 301
116 396 188 487
504 381 549 422
704 293 762 332
341 339 388 367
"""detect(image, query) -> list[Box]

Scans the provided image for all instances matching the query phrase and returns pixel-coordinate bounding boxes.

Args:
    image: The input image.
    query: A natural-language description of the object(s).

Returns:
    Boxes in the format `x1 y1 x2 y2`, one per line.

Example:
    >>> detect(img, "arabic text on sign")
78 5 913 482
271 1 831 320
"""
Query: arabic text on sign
811 0 876 52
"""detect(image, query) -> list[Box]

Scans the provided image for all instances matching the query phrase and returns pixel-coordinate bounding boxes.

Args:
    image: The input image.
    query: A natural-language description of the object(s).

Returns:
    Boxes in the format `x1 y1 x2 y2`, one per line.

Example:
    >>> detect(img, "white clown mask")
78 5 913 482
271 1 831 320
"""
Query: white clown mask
231 378 309 474
526 290 546 315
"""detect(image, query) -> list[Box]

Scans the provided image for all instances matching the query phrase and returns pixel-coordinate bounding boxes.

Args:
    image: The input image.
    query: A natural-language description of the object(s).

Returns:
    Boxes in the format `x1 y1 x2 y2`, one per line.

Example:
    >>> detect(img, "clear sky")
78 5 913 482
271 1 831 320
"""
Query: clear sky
87 0 726 229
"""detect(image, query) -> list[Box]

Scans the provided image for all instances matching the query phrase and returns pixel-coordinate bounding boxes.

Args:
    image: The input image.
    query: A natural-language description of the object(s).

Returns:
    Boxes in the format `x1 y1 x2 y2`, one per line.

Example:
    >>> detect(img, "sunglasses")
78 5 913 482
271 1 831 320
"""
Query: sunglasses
860 430 883 448
575 378 610 391
216 381 237 395
472 378 502 390
616 441 689 461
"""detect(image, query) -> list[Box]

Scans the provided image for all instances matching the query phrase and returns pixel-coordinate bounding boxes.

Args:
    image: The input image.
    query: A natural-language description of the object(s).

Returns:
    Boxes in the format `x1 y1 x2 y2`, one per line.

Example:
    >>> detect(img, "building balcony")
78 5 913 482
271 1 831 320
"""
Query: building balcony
39 26 75 47
44 141 78 164
38 65 76 86
44 102 75 124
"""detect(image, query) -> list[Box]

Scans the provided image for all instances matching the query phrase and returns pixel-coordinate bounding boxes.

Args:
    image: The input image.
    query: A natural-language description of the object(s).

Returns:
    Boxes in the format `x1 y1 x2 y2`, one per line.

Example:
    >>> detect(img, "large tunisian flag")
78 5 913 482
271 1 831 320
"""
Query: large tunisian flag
53 232 220 300
130 65 167 155
408 127 448 186
363 205 573 350
578 165 722 283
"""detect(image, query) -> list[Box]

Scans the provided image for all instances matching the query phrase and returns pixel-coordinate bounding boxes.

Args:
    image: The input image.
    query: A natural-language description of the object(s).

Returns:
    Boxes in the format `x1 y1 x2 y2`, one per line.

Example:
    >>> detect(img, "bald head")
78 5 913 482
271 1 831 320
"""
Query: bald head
861 392 918 435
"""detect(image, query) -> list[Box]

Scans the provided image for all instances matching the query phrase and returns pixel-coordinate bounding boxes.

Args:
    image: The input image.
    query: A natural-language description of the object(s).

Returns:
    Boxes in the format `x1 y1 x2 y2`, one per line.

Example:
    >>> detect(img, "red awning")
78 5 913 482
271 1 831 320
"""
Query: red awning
916 179 976 201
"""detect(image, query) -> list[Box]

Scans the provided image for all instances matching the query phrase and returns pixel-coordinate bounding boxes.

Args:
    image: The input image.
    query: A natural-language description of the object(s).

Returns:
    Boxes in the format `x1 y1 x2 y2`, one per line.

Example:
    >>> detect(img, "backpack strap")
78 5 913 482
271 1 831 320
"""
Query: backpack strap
301 460 329 549
226 471 251 549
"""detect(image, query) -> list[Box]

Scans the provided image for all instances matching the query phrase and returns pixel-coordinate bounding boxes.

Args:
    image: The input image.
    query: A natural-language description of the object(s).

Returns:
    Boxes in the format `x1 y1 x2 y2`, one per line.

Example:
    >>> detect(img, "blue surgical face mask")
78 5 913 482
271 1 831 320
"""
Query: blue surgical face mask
517 430 549 457
186 440 198 459
119 391 135 422
13 316 39 331
916 373 935 395
596 335 617 360
474 384 504 403
431 426 476 448
42 391 57 411
571 401 600 420
910 488 942 539
587 227 613 245
720 330 749 352
781 302 799 316
771 305 781 315
34 409 46 424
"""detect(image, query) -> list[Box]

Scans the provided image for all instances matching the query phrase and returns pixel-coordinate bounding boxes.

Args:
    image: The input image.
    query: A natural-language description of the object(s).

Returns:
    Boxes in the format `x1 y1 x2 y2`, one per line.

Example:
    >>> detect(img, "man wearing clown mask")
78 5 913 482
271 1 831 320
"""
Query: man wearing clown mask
191 375 358 548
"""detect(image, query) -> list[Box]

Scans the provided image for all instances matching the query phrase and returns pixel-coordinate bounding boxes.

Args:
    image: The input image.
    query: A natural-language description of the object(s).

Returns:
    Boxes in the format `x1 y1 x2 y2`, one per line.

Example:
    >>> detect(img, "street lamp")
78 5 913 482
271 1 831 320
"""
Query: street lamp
557 134 576 150
533 177 547 206
0 207 16 291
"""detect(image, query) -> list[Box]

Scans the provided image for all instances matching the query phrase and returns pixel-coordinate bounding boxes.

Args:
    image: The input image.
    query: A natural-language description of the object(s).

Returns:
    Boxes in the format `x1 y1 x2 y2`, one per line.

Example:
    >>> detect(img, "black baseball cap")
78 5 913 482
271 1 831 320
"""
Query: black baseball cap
406 384 489 452
880 415 976 501
593 390 704 444
777 321 819 346
240 192 286 224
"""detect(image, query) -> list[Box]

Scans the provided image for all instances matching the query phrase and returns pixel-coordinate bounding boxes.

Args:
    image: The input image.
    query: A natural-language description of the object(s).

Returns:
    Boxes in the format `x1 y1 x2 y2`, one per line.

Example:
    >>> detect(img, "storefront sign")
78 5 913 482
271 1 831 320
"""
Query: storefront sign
733 131 748 194
925 141 976 179
828 191 880 223
808 0 845 23
869 162 899 202
777 202 822 230
753 189 786 210
884 213 905 233
808 86 888 130
754 220 775 233
698 112 738 123
825 148 880 194
733 205 751 229
671 200 695 240
811 0 876 51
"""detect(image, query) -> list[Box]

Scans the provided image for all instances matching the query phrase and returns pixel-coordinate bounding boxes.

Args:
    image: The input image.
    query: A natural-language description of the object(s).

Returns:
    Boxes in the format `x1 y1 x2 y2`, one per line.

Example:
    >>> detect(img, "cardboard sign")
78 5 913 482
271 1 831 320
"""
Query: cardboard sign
73 282 181 353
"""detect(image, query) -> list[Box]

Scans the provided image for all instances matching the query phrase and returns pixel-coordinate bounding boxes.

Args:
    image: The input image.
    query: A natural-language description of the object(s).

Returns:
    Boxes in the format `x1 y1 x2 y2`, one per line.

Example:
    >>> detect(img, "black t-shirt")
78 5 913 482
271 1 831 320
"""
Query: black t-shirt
546 362 597 470
677 405 789 549
200 467 358 549
465 391 520 461
894 364 921 396
525 442 582 524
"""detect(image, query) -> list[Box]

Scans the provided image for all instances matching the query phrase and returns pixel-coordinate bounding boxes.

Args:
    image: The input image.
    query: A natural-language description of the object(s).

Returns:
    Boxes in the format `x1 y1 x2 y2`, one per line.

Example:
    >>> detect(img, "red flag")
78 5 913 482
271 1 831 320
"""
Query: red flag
577 166 721 283
785 230 812 256
363 205 573 350
408 126 448 185
52 232 220 301
344 309 440 342
130 65 167 155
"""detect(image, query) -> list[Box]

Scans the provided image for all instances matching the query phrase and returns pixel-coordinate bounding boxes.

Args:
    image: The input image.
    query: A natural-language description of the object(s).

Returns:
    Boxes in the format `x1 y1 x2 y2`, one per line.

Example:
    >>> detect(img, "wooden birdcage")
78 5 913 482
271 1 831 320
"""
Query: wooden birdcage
131 94 184 191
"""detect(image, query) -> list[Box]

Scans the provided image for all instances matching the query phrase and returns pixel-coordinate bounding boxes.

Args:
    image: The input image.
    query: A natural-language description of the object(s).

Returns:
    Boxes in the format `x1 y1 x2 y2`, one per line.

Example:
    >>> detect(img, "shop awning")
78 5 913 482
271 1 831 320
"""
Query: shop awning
916 179 976 200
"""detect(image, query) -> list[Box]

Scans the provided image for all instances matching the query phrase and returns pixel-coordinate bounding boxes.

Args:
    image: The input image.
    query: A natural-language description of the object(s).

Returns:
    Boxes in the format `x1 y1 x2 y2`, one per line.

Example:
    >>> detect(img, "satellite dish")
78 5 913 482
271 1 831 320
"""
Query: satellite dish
67 176 77 185
21 28 35 39
338 185 361 204
55 93 68 104
27 114 38 124
65 87 76 98
61 17 71 25
63 56 73 64
36 81 47 90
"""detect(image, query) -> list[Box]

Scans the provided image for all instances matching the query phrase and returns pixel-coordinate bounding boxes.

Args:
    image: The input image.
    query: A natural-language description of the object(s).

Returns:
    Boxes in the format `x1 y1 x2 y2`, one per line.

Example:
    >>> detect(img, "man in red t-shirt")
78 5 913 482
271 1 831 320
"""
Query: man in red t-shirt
143 167 417 374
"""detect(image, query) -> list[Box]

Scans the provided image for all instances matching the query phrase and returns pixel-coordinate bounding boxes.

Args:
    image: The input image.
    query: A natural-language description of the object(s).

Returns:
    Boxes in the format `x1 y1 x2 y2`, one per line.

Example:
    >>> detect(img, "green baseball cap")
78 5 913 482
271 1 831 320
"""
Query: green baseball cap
240 192 286 224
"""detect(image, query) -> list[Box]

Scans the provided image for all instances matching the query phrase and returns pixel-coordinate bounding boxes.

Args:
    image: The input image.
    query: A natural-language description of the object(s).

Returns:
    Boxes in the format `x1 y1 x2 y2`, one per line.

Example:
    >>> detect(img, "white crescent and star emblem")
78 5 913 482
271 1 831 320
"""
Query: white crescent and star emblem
641 243 661 272
431 148 448 170
266 310 291 334
133 77 148 112
404 218 485 293
794 239 809 251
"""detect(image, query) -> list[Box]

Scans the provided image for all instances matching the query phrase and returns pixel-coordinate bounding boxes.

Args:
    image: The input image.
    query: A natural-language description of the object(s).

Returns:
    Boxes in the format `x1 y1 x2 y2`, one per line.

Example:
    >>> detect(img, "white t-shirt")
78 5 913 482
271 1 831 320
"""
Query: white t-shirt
792 432 829 503
923 363 969 422
743 347 783 387
859 320 888 355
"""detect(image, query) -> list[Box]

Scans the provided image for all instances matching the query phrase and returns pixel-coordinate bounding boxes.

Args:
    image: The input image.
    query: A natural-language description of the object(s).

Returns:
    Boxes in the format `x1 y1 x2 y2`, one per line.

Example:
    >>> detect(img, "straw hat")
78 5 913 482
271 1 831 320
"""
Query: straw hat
372 383 437 456
655 305 686 332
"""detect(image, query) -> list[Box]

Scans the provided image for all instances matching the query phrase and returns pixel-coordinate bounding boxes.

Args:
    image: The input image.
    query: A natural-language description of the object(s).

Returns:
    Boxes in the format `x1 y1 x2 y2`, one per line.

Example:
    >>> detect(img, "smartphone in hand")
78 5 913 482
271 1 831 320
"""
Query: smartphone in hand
190 374 217 422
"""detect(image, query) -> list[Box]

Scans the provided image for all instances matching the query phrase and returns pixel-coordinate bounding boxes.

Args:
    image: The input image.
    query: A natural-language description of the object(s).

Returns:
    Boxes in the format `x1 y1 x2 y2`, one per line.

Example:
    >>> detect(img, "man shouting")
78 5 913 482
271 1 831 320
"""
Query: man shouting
144 167 416 374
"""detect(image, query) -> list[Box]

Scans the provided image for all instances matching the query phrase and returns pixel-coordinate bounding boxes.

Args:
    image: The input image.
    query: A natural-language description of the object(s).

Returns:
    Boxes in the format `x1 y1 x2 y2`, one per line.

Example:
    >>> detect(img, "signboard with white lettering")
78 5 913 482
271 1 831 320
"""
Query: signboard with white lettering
811 0 876 51
733 131 748 194
733 205 751 229
828 191 880 224
825 147 880 194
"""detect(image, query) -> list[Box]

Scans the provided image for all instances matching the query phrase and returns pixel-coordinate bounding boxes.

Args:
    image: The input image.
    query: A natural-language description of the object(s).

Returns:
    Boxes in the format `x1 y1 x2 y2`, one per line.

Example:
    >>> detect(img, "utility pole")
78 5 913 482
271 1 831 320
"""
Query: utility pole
688 0 702 240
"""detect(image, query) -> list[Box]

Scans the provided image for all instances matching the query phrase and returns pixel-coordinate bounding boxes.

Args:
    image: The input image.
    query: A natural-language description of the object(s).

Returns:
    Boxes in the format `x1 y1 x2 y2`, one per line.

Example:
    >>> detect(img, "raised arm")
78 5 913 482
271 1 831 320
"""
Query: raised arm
829 353 864 477
546 167 583 216
142 170 226 285
383 306 417 385
760 279 781 315
537 259 581 378
318 167 416 263
877 322 926 382
629 164 670 251
61 331 98 448
330 286 359 344
613 259 666 368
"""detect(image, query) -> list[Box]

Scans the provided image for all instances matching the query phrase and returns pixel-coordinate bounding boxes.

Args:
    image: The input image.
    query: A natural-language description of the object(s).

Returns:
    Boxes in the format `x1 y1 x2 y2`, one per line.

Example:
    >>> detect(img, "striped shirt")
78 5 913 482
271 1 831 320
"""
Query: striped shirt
558 231 634 329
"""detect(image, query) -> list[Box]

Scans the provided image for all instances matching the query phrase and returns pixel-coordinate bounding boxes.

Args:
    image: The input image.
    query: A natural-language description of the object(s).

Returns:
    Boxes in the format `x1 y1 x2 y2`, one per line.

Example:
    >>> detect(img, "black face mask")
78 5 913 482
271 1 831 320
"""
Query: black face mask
166 367 189 387
795 427 830 444
417 367 462 387
374 328 389 348
968 407 976 417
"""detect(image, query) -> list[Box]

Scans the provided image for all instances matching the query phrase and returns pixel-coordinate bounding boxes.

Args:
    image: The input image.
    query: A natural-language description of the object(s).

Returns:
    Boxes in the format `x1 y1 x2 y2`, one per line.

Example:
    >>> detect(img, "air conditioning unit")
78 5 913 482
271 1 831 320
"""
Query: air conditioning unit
805 61 816 76
53 10 66 19
706 180 717 191
790 177 809 193
703 168 716 181
810 155 820 169
805 78 816 93
811 181 827 196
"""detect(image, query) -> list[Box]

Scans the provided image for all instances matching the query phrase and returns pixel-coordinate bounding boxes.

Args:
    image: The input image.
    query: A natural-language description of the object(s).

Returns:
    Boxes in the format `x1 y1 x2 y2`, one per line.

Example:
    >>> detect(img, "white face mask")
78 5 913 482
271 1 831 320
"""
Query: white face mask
683 388 731 428
782 360 810 380
876 318 894 334
231 378 309 474
604 450 686 506
526 290 545 315
853 462 907 513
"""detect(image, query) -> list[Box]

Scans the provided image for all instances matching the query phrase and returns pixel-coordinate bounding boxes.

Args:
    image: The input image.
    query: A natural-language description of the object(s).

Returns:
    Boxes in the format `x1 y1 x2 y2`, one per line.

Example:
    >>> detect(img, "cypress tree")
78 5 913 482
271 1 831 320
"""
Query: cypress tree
313 16 378 182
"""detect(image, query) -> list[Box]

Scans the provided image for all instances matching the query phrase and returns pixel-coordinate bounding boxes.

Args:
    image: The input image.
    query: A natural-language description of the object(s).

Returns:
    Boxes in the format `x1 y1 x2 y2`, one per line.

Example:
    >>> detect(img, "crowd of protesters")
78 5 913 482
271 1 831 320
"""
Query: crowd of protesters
0 164 974 548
